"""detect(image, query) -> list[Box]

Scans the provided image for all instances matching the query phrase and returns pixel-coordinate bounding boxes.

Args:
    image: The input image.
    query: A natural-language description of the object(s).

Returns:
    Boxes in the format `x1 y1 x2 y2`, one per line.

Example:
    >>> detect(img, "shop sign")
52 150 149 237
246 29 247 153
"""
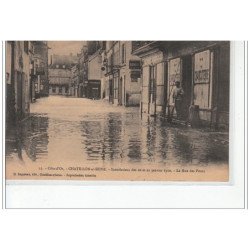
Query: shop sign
194 50 210 84
129 60 141 69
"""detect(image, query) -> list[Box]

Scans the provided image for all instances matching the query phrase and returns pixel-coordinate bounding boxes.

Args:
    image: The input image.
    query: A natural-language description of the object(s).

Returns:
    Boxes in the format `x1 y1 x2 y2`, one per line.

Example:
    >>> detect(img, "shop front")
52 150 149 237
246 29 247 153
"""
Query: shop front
87 80 101 99
133 41 230 129
166 42 230 129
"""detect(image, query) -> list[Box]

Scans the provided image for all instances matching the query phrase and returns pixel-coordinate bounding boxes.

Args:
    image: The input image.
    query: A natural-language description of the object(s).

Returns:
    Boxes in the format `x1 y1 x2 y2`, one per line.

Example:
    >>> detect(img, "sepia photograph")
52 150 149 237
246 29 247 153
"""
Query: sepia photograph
5 41 230 182
1 1 249 249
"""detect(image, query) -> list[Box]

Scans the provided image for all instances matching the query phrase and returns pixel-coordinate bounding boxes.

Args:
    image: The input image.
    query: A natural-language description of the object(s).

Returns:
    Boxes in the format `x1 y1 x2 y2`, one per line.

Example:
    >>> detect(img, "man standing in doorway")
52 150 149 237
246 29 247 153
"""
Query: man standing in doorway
172 81 184 119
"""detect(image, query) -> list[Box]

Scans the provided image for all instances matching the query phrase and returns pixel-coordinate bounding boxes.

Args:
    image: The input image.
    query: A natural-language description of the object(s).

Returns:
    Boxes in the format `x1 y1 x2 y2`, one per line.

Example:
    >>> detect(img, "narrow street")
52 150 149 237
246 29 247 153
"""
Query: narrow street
6 96 229 181
5 41 230 181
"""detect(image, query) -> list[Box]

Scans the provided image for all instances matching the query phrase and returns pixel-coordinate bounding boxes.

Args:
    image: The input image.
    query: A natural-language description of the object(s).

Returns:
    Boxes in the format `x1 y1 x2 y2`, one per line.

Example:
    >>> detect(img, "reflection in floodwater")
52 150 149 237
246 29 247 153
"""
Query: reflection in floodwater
81 113 123 161
6 96 229 167
6 115 49 162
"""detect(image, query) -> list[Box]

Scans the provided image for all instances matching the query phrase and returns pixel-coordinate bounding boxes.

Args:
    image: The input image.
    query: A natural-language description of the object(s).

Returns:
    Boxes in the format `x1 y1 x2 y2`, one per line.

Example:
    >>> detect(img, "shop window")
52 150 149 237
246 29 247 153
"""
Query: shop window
193 50 211 109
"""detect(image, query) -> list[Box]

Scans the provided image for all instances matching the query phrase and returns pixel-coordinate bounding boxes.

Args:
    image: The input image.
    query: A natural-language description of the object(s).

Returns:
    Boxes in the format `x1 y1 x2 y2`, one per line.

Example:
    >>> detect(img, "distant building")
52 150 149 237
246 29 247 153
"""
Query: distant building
49 54 77 96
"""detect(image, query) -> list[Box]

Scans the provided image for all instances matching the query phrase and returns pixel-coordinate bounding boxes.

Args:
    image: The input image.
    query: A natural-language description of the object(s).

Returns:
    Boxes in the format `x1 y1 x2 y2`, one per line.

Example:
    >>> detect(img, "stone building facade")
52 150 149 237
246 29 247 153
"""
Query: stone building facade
49 54 77 96
102 41 142 106
132 41 230 129
6 41 31 122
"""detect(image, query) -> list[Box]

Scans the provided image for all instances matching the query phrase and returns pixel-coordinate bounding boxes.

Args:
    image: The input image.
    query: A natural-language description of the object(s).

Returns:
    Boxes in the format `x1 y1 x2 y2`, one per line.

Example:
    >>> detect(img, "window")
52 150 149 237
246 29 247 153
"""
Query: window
65 86 69 93
59 86 62 94
52 87 56 93
121 44 126 64
110 54 114 67
114 77 118 99
24 41 29 54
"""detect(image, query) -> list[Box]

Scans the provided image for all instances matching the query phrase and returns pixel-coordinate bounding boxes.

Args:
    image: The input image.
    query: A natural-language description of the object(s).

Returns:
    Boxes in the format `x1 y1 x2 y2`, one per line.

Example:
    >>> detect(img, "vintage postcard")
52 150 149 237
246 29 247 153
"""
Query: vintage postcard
5 41 230 182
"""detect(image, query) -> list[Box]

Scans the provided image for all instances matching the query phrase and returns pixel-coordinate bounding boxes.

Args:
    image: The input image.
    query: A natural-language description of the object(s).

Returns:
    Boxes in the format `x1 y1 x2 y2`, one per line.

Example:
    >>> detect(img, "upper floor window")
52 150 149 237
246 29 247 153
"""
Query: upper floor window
121 44 126 64
110 54 114 66
24 41 29 54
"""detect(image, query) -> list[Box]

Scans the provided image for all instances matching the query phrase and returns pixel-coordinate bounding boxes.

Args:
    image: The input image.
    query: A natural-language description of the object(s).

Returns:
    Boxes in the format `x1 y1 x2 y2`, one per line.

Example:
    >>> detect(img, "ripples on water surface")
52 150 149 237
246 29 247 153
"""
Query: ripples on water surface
6 96 229 167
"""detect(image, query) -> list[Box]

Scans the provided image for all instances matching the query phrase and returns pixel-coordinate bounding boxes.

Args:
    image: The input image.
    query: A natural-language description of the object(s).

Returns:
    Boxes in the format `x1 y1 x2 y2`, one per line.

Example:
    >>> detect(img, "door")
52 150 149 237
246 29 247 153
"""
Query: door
109 79 113 103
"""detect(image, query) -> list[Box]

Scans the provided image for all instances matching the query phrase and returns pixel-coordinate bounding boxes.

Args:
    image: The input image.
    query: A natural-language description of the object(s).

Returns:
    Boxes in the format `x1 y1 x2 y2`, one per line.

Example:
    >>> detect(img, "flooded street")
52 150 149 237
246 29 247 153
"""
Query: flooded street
6 96 229 181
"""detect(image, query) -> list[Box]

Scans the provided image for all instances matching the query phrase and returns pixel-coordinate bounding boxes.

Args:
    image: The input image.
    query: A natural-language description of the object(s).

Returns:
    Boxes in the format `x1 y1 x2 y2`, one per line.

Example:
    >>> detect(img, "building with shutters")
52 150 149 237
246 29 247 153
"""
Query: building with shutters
49 54 77 96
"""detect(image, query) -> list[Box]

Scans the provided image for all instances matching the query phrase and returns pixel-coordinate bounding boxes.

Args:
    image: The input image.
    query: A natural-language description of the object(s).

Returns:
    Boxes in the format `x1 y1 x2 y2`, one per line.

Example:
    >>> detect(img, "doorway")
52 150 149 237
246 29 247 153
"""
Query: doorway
118 77 123 105
109 79 113 103
181 55 192 120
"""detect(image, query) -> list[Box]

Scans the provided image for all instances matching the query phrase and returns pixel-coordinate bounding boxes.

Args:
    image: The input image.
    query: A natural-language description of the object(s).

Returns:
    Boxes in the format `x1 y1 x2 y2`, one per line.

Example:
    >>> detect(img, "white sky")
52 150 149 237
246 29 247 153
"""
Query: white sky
48 41 86 56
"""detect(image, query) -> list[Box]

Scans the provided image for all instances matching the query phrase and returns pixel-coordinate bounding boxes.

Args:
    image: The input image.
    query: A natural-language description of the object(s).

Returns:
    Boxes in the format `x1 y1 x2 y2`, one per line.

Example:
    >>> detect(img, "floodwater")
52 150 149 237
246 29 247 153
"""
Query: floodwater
5 96 229 181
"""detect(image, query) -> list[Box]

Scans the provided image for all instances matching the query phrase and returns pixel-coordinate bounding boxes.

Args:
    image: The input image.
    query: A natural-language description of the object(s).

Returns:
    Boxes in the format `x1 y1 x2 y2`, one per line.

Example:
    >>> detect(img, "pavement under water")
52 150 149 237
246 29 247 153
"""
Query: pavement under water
5 96 229 181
